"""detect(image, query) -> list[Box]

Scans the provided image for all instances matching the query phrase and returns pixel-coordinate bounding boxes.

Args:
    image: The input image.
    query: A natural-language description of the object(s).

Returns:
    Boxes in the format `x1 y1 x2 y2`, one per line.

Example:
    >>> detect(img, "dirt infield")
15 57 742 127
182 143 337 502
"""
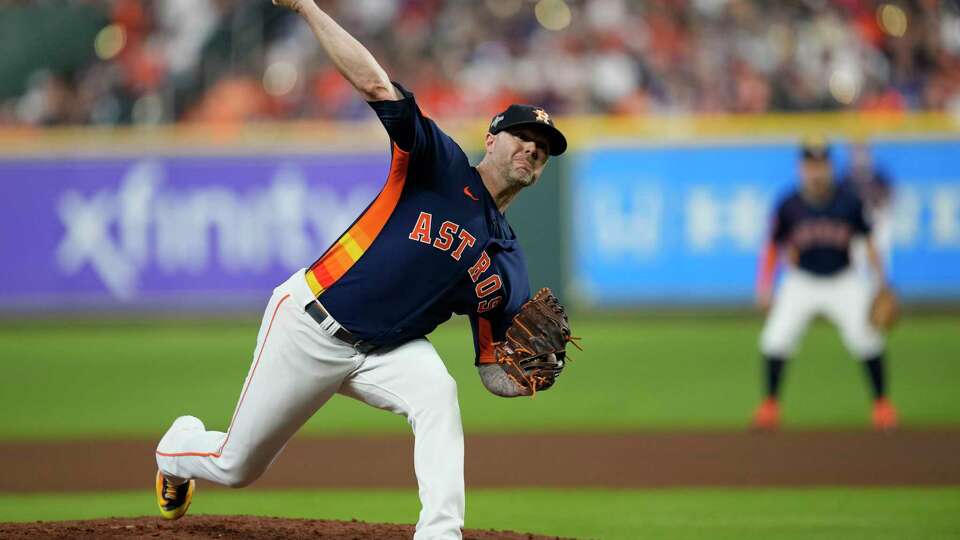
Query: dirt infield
3 429 959 492
3 430 958 538
0 516 569 539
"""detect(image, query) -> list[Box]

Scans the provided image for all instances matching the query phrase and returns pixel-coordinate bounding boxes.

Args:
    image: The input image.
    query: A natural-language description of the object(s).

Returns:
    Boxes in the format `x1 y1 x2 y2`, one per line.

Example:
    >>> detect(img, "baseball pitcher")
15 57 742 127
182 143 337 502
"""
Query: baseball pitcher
154 2 575 538
752 138 898 431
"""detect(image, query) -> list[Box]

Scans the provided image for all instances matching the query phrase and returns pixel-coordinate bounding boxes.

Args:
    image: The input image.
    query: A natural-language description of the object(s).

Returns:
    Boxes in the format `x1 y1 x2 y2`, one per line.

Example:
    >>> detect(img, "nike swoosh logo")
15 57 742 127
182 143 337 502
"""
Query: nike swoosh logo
463 186 479 201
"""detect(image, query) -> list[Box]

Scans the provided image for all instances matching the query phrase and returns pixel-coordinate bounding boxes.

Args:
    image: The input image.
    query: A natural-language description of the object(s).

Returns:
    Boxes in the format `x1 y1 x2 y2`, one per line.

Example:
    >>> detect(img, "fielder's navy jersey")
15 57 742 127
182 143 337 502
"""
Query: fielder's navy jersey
304 83 531 362
771 187 871 276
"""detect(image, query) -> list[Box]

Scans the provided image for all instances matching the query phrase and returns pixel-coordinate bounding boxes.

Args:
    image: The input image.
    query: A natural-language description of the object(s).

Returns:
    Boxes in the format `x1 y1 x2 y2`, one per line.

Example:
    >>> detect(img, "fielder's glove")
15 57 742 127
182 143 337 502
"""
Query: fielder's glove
494 288 580 395
870 285 899 332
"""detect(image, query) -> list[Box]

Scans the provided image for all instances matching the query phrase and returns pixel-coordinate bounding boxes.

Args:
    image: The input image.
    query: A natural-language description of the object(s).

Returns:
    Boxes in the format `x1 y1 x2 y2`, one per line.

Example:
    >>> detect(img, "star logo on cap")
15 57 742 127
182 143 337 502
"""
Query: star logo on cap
534 108 550 123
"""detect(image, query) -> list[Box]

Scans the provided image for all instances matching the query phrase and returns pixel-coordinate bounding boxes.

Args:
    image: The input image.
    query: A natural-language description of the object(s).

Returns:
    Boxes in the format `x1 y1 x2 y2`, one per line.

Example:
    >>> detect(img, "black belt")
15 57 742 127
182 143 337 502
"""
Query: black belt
304 301 378 353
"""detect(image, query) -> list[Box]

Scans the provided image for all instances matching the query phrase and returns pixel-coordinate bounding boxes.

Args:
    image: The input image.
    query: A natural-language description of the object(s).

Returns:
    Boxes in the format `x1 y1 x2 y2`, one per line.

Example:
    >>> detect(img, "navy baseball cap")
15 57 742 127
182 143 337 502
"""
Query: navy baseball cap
488 104 567 156
801 136 830 161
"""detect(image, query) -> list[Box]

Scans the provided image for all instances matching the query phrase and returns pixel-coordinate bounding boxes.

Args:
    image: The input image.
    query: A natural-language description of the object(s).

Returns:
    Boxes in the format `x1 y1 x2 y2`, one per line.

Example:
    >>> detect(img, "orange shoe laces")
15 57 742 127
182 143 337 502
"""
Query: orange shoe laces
163 479 179 502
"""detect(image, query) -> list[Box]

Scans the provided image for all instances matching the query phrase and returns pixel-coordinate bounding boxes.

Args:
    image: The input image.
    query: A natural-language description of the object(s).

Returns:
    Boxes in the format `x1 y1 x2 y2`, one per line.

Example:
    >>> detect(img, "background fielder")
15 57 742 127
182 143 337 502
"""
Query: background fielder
154 1 568 538
753 138 898 431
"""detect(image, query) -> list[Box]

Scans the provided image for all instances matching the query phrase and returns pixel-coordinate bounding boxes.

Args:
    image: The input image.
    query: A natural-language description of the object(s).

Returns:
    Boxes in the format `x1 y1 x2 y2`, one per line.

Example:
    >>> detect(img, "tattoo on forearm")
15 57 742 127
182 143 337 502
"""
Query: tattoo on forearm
478 364 530 397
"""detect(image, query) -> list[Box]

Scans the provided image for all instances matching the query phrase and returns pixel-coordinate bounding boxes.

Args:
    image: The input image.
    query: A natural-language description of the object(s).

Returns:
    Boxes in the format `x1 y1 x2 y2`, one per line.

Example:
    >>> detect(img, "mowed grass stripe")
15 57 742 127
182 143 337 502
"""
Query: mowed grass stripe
1 315 958 439
1 488 958 540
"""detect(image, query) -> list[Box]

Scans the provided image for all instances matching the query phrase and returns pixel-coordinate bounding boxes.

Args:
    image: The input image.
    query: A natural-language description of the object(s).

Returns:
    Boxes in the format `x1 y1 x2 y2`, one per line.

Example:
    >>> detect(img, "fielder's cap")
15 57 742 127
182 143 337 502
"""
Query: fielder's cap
488 104 567 156
801 136 831 161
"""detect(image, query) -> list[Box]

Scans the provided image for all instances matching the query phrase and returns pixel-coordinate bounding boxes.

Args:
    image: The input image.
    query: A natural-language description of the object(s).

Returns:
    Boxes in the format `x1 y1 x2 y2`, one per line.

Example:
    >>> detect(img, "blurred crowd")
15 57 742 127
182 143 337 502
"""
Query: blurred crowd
2 0 960 126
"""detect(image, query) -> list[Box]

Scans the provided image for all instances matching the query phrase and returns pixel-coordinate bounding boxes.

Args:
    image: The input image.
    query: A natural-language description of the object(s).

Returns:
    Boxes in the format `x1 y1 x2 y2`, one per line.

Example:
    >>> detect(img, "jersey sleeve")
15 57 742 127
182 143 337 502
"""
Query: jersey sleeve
874 170 894 203
469 311 511 366
468 274 531 366
771 200 791 245
466 239 531 366
756 203 785 297
366 82 463 175
755 239 780 296
851 195 872 236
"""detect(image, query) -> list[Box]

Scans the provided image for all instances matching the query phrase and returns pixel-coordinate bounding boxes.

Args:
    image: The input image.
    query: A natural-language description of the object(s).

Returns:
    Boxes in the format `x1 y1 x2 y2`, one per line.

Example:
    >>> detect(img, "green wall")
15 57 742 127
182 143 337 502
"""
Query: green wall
0 4 105 99
504 159 566 294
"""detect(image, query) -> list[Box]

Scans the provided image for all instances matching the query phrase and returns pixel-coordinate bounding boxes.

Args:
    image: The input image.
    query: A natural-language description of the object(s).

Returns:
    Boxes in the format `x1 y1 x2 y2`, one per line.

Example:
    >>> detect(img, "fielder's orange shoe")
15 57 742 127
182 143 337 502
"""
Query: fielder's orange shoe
872 398 898 431
751 398 780 431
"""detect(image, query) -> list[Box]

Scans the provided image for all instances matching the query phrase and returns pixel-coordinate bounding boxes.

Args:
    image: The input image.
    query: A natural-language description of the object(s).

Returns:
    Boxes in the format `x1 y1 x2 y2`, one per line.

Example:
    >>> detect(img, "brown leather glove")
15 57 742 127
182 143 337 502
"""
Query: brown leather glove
870 286 899 332
494 288 579 394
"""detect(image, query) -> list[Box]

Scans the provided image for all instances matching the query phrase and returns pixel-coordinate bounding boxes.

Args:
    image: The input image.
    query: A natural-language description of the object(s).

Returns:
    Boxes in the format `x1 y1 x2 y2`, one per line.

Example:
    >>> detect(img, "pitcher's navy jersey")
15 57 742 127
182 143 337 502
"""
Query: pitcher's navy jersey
304 83 531 362
771 187 871 276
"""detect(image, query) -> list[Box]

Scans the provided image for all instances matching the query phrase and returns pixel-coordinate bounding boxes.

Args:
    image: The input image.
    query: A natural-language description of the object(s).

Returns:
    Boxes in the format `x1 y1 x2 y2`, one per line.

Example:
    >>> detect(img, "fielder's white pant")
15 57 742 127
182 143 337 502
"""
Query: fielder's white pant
760 267 885 359
156 270 465 540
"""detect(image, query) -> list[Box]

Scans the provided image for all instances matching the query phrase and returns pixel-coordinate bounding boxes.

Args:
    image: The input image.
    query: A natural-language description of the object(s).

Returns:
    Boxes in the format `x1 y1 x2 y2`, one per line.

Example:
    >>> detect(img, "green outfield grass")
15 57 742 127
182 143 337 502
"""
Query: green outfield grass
1 488 958 539
1 314 958 439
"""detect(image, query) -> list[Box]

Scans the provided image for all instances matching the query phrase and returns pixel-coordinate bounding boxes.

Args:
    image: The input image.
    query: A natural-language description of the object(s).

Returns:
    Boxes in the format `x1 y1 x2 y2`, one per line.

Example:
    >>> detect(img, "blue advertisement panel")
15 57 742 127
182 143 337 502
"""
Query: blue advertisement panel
0 153 390 310
572 139 960 305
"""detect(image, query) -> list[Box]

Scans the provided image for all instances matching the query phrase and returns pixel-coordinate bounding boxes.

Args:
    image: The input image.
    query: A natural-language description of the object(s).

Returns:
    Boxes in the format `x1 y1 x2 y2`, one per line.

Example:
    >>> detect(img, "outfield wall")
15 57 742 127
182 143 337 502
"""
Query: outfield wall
0 151 389 310
571 138 960 305
1 114 958 311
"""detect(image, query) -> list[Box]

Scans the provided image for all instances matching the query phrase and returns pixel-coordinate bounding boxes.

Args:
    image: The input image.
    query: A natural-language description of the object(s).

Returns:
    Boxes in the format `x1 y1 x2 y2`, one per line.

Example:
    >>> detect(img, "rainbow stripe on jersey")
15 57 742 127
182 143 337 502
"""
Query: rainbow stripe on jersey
305 144 410 297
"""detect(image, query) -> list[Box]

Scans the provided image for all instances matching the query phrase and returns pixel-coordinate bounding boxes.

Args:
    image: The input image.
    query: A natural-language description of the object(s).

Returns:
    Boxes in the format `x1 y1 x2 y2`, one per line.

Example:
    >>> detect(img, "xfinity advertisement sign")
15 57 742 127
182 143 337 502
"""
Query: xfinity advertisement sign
0 154 385 309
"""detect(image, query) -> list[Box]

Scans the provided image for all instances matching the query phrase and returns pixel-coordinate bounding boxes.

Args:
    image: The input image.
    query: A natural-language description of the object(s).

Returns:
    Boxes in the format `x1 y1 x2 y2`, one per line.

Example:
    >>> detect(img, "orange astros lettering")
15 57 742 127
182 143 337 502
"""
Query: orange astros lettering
408 212 433 243
433 221 458 251
408 213 476 261
468 251 491 282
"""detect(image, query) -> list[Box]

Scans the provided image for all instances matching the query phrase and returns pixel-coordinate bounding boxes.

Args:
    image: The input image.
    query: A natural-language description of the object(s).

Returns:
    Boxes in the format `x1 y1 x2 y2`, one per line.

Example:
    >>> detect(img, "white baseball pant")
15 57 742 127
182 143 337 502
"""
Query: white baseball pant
760 267 885 359
156 269 465 539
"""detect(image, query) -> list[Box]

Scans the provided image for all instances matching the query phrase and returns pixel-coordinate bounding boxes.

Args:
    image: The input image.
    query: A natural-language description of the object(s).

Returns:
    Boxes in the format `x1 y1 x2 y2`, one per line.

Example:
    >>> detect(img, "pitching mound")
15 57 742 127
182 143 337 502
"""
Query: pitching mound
0 515 567 539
